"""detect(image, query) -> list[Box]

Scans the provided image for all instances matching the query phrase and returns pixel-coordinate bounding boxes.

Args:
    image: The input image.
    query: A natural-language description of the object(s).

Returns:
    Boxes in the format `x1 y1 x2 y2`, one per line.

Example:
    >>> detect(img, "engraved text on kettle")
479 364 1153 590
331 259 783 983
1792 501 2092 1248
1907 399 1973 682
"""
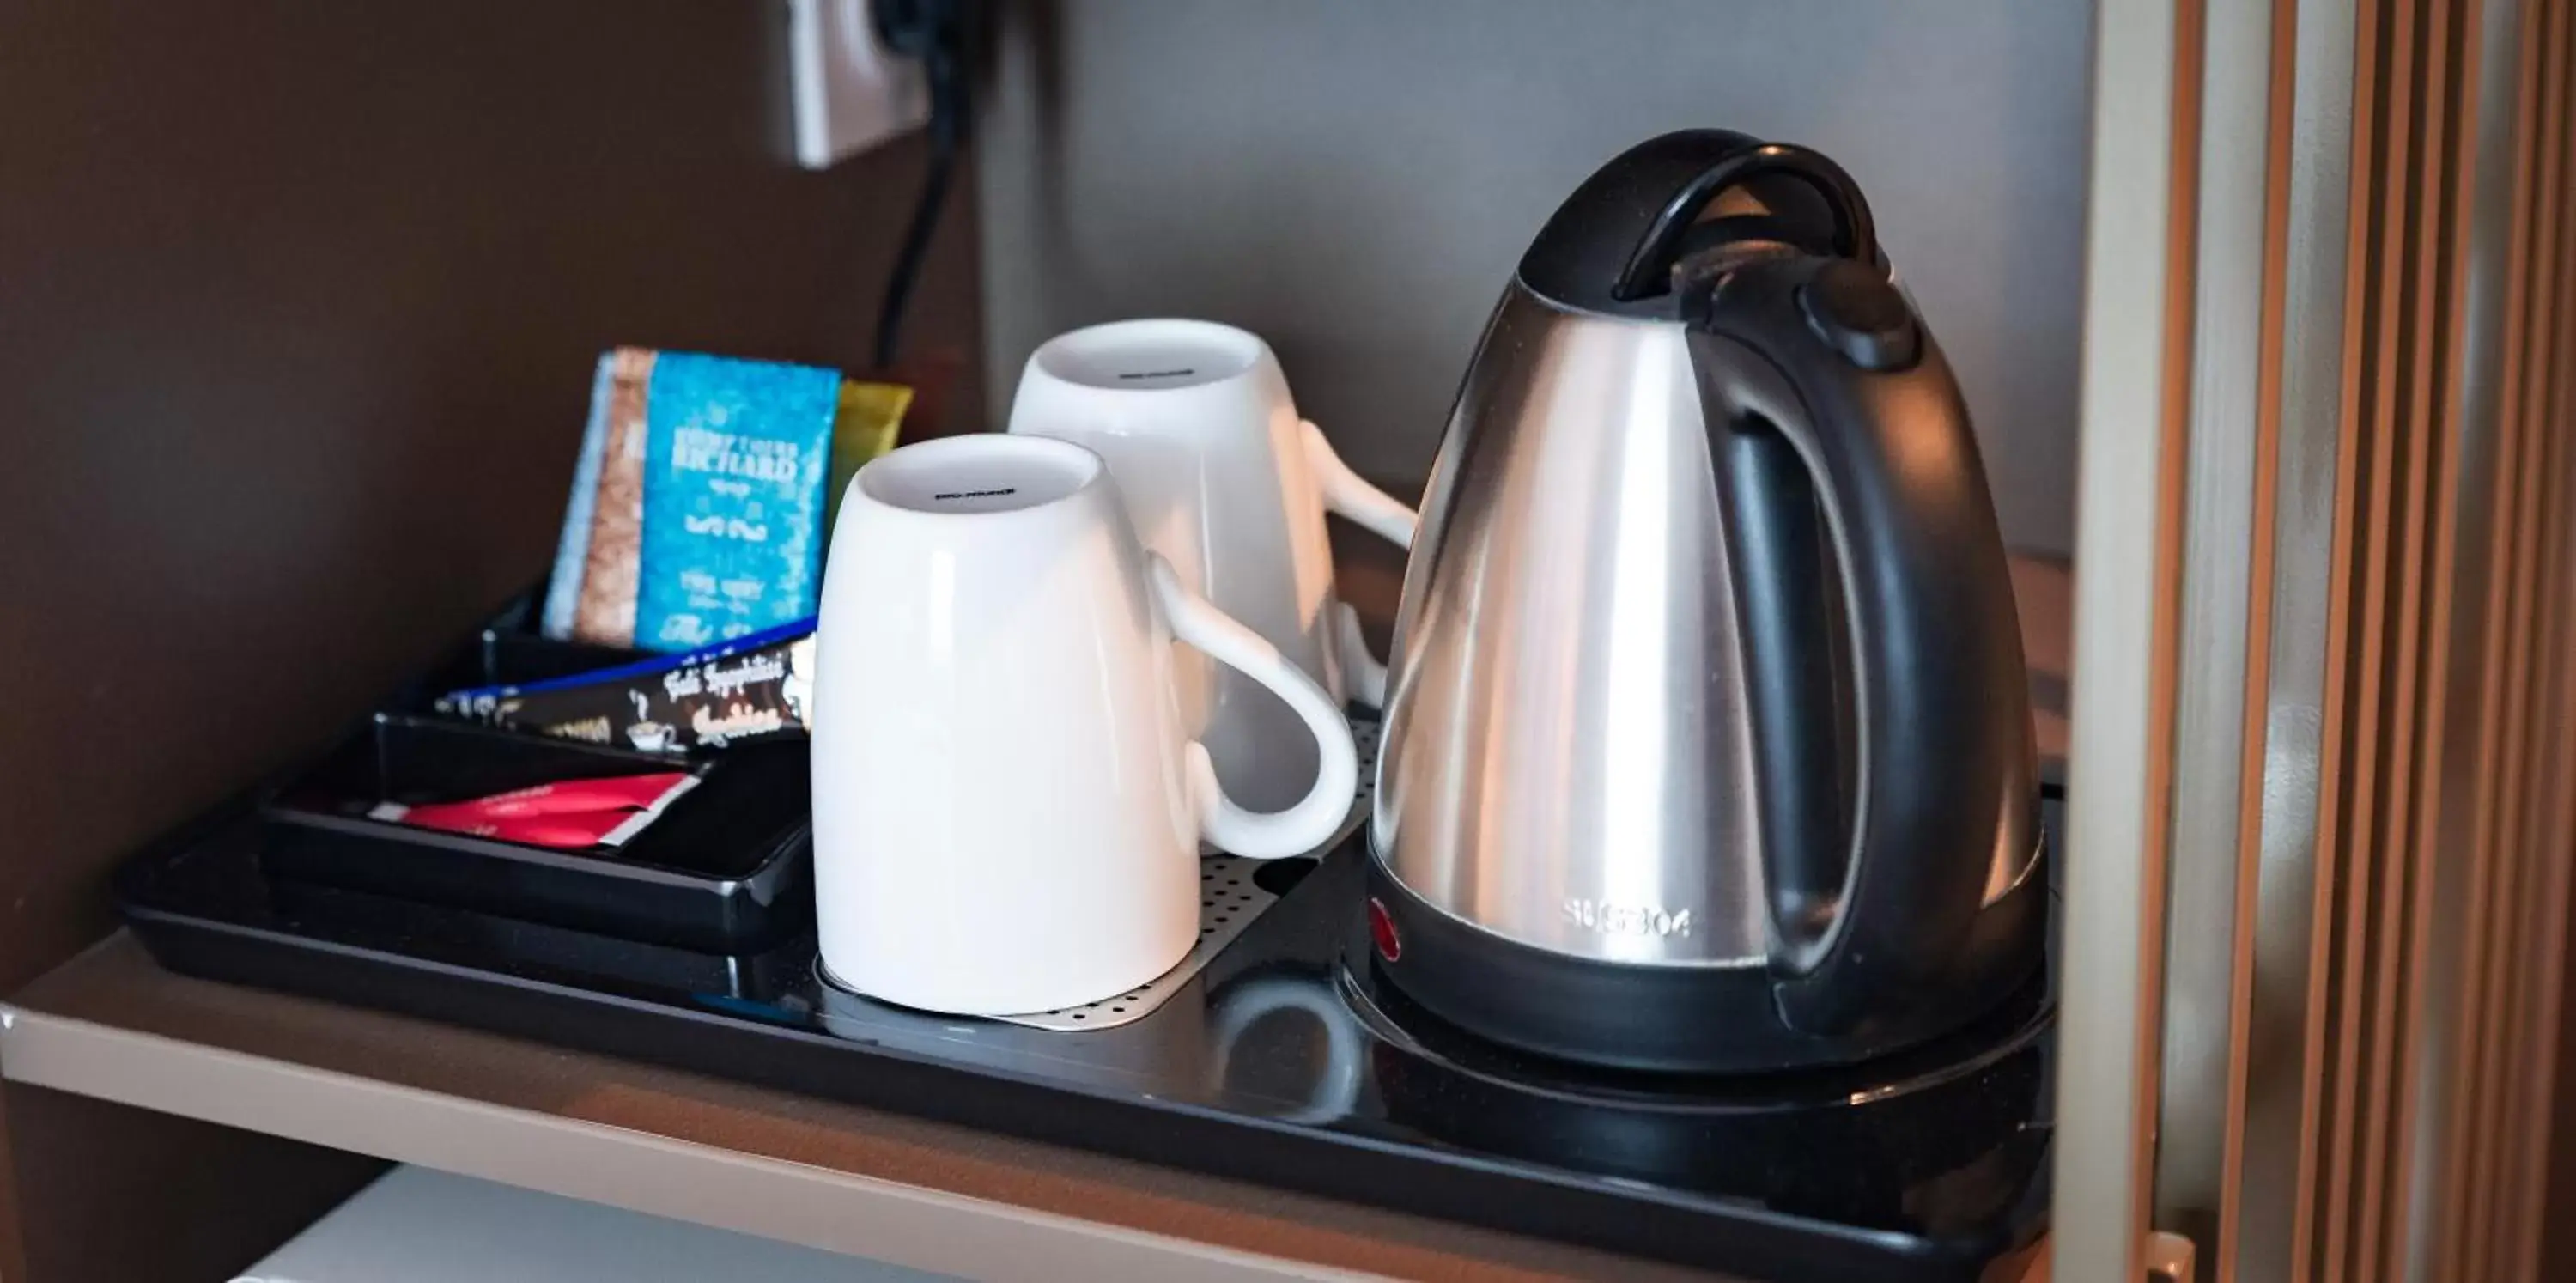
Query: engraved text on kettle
1562 898 1695 938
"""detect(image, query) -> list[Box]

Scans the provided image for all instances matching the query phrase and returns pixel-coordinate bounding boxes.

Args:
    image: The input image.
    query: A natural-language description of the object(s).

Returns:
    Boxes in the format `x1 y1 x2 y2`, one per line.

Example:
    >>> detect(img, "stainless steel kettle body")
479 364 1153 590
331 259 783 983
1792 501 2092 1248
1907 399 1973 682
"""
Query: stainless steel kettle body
1366 131 2045 1073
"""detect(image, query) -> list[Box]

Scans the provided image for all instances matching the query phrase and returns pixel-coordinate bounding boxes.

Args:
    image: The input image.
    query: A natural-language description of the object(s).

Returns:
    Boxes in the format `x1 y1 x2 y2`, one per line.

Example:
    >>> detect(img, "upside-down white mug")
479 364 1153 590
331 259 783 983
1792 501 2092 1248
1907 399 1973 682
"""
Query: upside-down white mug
1007 319 1416 812
810 434 1358 1017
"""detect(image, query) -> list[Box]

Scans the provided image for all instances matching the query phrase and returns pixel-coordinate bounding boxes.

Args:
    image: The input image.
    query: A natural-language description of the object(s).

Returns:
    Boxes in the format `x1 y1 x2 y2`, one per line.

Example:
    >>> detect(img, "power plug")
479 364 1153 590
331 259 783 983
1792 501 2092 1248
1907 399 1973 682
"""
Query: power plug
787 0 931 170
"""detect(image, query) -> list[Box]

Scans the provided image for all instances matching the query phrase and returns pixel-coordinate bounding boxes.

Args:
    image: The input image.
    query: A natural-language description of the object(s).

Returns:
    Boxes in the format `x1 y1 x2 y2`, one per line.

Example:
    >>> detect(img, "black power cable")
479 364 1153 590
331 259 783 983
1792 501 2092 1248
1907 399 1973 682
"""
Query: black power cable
872 0 970 373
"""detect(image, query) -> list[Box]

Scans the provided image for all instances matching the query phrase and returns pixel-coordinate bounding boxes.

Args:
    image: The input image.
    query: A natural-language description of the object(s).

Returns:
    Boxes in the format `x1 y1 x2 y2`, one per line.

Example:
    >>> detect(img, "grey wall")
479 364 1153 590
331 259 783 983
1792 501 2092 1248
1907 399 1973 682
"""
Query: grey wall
975 0 2092 555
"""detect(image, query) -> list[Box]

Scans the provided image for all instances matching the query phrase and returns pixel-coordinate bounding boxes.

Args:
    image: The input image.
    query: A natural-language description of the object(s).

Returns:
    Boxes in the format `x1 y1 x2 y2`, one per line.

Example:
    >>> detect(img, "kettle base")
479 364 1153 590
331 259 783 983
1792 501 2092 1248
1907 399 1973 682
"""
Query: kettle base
1363 858 2048 1075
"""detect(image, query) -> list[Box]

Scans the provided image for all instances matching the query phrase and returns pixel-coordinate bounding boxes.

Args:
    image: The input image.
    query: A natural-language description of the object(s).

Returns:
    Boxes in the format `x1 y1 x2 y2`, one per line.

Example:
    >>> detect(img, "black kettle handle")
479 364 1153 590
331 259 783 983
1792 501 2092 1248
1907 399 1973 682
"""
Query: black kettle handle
1613 143 1879 301
1688 257 2031 1036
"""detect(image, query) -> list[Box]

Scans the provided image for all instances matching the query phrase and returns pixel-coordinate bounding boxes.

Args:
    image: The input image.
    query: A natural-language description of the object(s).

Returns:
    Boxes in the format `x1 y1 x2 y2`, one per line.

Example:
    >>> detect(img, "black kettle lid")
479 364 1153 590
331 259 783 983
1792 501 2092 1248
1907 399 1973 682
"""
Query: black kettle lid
1516 130 1881 319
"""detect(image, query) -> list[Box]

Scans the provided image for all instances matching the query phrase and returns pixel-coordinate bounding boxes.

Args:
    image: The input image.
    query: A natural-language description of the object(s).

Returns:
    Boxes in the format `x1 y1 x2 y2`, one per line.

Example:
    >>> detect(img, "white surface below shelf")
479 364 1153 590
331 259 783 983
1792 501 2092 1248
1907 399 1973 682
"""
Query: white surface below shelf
236 1164 946 1282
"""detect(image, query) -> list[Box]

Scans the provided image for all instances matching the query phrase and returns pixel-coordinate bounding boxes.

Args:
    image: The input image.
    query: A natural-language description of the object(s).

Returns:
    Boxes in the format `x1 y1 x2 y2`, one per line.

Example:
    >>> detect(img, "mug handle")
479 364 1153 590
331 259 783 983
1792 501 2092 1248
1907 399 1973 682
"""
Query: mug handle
1299 420 1415 708
1149 556 1359 859
1300 419 1416 546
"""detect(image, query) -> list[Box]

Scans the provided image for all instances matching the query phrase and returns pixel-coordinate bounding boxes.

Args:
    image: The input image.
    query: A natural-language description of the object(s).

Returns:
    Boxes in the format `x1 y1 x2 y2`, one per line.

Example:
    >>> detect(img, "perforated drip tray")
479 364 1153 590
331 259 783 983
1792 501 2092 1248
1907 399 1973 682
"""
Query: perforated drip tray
811 854 1279 1032
1005 856 1278 1031
823 718 1380 1032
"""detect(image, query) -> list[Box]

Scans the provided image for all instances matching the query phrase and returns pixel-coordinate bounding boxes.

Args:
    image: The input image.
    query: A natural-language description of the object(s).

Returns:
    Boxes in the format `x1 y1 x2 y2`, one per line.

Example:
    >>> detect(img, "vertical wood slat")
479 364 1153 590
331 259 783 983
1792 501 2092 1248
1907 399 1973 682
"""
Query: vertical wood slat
2289 0 2388 1268
2354 1 2439 1275
2213 0 2365 1272
2470 110 2544 1267
2296 0 2402 1271
2422 0 2576 1277
2480 119 2551 1255
2502 17 2576 1273
2212 0 2303 1268
2142 0 2212 1256
2439 0 2550 1274
2384 0 2476 1264
2331 0 2408 1270
2371 0 2469 1269
2391 0 2473 1268
2159 0 2287 1244
2505 179 2576 1280
2476 25 2549 1252
2404 0 2509 1278
2511 99 2576 1275
2480 5 2570 1277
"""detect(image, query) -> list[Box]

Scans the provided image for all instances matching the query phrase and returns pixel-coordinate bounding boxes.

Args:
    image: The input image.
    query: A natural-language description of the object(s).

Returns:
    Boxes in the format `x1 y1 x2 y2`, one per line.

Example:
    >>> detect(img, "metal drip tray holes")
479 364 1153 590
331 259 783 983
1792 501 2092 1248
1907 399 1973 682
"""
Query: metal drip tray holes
1352 716 1380 807
825 715 1378 1032
1000 854 1281 1031
999 716 1377 1031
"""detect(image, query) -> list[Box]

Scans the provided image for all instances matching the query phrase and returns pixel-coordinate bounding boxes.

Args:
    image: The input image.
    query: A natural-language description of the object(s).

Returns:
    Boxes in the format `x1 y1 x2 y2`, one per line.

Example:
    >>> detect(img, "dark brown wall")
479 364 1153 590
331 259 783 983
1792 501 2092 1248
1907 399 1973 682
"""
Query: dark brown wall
3 1083 388 1282
0 2 980 1274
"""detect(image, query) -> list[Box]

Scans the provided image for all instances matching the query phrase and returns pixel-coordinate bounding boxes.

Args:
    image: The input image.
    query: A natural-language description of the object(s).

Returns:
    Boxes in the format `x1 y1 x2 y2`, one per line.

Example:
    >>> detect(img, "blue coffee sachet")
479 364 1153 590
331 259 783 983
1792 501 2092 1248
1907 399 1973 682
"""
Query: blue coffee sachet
629 353 841 653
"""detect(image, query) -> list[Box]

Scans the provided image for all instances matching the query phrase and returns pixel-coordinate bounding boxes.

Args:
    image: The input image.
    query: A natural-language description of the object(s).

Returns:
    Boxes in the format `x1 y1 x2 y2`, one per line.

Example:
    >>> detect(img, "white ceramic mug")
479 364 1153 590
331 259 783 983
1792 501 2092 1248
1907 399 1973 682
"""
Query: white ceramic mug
810 434 1358 1017
1007 319 1415 812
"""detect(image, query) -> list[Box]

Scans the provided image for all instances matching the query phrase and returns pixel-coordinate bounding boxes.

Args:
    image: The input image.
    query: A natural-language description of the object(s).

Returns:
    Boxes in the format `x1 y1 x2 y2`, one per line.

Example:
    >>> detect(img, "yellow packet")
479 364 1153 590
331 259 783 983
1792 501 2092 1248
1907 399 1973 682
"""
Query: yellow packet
826 380 915 537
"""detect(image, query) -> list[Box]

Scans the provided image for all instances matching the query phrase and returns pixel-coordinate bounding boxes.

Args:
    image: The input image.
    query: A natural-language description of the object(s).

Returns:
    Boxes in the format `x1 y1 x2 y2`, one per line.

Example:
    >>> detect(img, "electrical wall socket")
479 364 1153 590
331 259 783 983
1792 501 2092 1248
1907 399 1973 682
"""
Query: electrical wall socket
787 0 930 170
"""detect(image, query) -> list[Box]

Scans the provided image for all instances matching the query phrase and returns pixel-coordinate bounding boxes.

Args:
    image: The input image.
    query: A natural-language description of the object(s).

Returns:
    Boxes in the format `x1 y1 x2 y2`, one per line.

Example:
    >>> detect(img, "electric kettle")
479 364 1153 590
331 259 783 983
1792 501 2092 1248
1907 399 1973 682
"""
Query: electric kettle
1367 130 2045 1073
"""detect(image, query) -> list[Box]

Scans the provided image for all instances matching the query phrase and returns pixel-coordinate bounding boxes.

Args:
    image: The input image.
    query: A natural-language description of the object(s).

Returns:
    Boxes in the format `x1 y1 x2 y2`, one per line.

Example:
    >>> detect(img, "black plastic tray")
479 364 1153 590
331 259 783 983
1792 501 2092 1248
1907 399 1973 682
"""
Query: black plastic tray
392 592 647 714
262 714 810 951
116 585 2055 1280
119 814 2055 1283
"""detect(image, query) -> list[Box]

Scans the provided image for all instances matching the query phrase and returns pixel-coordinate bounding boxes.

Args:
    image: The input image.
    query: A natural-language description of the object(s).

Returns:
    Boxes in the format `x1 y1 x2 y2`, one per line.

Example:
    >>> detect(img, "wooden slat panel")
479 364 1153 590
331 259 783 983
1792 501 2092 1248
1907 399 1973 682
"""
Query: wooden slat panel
2291 0 2388 1268
2271 0 2576 1277
2354 2 2442 1274
2502 18 2576 1272
2383 0 2482 1269
2479 6 2572 1277
2213 0 2305 1270
2439 2 2550 1276
2210 1 2377 1274
2437 2 2576 1277
2374 0 2476 1274
2300 0 2405 1274
2520 100 2576 1273
2199 0 2576 1276
2139 0 2211 1256
2415 0 2515 1274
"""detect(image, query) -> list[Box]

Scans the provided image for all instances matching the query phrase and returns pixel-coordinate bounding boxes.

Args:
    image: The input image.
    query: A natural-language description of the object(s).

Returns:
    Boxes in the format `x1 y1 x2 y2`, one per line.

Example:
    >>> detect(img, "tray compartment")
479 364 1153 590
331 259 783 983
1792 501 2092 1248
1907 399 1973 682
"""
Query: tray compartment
262 714 809 950
395 592 650 718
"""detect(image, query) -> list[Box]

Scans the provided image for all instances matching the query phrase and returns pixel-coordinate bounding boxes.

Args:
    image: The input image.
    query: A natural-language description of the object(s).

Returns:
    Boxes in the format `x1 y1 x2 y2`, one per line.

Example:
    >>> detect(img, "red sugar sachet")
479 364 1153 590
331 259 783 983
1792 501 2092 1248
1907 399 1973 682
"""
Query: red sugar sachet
368 772 700 849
